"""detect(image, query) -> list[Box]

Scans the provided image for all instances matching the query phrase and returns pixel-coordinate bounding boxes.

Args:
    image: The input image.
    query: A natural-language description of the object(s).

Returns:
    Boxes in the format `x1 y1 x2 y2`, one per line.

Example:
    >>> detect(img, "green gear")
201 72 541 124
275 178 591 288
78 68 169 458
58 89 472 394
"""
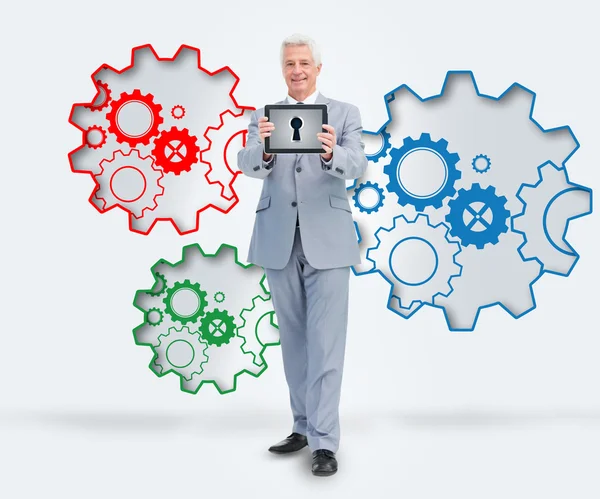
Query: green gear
163 279 208 325
146 307 164 326
147 272 167 297
198 308 236 347
213 291 225 303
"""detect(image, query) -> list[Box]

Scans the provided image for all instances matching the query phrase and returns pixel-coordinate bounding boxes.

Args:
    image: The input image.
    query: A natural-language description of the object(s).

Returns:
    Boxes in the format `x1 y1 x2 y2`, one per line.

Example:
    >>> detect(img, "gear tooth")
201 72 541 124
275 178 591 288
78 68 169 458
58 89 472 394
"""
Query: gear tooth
517 186 532 204
419 132 431 142
437 138 448 148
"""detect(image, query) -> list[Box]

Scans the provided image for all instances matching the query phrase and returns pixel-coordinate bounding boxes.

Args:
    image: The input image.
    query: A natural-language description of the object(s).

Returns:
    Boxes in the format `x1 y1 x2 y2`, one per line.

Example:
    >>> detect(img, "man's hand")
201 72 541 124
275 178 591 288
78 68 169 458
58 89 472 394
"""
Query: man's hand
258 116 275 161
317 124 336 161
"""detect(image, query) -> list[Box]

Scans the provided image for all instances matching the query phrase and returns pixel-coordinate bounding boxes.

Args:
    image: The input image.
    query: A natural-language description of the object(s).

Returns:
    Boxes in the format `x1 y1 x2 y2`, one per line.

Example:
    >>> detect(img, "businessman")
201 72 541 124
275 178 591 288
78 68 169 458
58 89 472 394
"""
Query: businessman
237 34 367 477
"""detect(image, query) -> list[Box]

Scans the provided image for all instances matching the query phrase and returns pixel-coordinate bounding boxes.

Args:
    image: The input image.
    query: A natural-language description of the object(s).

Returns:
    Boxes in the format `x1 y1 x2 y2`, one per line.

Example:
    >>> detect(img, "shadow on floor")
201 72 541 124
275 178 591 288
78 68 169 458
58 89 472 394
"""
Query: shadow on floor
389 408 600 427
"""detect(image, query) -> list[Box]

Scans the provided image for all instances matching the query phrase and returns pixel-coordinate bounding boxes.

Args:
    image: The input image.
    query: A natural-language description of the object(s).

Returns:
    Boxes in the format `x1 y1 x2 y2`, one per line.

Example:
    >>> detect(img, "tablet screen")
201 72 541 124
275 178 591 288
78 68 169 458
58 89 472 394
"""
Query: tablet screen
264 104 328 154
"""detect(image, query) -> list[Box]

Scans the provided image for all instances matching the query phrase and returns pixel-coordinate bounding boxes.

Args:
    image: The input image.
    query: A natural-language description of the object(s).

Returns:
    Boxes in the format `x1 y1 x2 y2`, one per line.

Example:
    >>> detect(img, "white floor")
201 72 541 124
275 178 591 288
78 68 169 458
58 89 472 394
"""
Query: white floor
2 407 600 498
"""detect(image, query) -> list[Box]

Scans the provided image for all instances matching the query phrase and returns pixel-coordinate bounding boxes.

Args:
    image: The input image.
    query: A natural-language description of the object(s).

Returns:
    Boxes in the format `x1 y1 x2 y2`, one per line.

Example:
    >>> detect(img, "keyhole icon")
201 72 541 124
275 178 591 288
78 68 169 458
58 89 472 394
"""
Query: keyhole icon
290 116 304 142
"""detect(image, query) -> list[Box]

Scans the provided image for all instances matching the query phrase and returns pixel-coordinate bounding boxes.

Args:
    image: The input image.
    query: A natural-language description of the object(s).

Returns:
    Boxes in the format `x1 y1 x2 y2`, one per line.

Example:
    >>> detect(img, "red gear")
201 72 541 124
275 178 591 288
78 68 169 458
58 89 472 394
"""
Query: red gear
106 89 164 147
85 125 107 149
85 80 111 112
171 105 185 119
151 126 200 175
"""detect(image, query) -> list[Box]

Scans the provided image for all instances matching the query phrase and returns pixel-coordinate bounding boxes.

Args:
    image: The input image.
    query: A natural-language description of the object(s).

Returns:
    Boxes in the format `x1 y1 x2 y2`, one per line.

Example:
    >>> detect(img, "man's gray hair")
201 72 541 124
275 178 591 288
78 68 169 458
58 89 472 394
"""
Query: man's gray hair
280 33 322 67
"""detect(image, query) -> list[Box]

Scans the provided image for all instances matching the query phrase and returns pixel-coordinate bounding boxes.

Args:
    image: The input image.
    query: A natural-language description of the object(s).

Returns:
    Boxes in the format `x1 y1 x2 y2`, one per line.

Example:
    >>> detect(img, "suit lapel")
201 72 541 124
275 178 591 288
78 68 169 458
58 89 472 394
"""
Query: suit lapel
315 92 330 105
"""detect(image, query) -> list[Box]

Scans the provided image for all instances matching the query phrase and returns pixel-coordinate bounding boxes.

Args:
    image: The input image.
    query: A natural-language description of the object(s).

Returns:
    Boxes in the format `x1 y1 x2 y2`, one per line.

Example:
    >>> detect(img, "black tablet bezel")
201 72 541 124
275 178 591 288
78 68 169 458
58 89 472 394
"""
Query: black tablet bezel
264 104 328 154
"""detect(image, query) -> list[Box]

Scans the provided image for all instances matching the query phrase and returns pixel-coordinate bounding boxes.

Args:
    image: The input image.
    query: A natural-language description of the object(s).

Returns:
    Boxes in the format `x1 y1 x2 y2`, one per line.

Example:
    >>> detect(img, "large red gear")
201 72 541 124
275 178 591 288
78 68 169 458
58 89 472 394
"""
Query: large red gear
84 80 111 112
106 89 164 147
151 126 200 175
69 44 253 236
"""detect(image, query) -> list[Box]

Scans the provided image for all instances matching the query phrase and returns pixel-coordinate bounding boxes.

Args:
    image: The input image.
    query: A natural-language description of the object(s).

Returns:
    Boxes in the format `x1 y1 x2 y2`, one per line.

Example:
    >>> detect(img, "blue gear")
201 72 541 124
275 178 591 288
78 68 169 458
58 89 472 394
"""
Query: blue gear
365 128 392 163
472 154 491 173
384 133 461 211
445 183 510 249
346 178 358 191
352 181 385 213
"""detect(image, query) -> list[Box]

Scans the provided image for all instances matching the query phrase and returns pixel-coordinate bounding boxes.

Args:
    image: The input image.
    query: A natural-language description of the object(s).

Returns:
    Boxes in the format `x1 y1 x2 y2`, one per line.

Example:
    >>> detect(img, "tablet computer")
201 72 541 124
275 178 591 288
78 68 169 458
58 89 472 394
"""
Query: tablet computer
264 104 328 154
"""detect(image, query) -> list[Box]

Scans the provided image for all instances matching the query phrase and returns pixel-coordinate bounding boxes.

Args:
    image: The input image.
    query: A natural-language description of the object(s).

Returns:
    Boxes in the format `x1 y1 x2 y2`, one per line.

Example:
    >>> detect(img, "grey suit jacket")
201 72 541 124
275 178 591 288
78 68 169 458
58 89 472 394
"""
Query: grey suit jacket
237 92 368 270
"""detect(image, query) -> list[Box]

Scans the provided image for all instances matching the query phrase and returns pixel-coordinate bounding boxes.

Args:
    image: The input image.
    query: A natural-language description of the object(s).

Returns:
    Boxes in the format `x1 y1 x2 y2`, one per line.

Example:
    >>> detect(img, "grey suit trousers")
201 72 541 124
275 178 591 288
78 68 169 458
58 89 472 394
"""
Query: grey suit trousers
265 226 350 453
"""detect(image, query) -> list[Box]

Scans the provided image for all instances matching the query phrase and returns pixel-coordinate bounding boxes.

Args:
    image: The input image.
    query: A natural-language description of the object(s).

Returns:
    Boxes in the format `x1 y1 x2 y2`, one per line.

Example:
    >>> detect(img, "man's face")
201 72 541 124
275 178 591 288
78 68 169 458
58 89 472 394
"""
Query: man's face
282 44 321 96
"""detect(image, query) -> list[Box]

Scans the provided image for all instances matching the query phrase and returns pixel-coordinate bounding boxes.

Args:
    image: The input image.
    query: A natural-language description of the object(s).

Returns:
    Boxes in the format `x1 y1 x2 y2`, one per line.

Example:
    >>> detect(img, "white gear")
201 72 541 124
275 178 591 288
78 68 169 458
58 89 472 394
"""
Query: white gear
70 45 247 234
203 109 252 199
133 244 274 394
367 214 462 309
238 295 280 367
350 72 586 330
512 161 592 275
94 149 164 218
153 326 208 381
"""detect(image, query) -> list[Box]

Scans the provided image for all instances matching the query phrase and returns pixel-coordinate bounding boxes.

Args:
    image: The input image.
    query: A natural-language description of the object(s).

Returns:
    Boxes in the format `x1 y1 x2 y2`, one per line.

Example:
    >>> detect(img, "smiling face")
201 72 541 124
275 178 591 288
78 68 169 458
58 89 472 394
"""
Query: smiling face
282 44 321 101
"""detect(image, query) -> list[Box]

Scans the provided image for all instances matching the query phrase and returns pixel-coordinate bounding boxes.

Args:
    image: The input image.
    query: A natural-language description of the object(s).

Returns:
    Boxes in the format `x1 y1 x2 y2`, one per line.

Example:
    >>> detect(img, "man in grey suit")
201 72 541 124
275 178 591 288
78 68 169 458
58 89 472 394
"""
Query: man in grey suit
237 33 367 477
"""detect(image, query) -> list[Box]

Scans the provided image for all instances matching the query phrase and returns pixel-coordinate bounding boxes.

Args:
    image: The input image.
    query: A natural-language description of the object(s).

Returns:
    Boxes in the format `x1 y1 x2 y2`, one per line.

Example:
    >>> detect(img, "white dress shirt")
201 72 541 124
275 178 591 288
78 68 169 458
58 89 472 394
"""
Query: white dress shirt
286 88 319 104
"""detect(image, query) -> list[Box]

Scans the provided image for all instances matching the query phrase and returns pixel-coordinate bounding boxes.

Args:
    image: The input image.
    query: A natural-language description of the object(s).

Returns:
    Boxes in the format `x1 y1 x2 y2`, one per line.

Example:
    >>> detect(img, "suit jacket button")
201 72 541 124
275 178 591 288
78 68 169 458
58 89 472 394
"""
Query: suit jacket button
296 167 302 172
291 201 297 207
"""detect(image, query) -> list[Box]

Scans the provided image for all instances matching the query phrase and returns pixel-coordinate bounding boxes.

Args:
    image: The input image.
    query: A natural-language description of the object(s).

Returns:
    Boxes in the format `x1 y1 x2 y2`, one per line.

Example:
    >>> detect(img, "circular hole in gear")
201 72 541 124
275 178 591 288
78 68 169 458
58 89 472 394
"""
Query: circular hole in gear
110 166 147 203
165 140 186 163
225 130 246 172
462 201 493 232
389 237 438 286
358 187 381 210
166 339 195 368
86 129 104 146
147 310 161 325
170 288 201 318
116 100 154 138
209 319 227 338
362 133 384 156
474 157 488 171
398 149 448 199
256 312 279 346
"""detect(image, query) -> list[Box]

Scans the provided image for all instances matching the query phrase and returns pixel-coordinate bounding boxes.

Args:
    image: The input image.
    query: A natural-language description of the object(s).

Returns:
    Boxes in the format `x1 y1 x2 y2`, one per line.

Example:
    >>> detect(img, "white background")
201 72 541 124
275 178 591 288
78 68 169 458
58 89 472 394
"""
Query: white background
1 0 599 496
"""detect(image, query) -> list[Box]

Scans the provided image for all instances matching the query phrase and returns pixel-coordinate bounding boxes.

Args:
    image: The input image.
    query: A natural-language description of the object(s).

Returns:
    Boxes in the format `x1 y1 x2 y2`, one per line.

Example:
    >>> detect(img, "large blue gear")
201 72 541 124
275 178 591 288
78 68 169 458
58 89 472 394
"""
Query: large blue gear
445 183 510 249
352 181 385 213
365 128 392 163
383 133 461 211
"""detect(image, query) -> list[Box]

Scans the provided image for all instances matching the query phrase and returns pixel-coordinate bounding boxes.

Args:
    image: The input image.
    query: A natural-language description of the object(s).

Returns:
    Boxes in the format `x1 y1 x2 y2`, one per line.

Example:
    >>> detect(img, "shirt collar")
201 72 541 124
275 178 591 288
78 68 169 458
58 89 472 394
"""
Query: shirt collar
286 89 319 104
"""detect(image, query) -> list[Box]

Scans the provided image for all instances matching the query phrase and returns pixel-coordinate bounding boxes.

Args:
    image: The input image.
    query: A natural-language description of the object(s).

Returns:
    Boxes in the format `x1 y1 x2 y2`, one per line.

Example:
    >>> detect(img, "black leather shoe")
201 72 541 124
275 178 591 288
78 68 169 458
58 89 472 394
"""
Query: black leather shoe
268 432 308 454
311 449 338 476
